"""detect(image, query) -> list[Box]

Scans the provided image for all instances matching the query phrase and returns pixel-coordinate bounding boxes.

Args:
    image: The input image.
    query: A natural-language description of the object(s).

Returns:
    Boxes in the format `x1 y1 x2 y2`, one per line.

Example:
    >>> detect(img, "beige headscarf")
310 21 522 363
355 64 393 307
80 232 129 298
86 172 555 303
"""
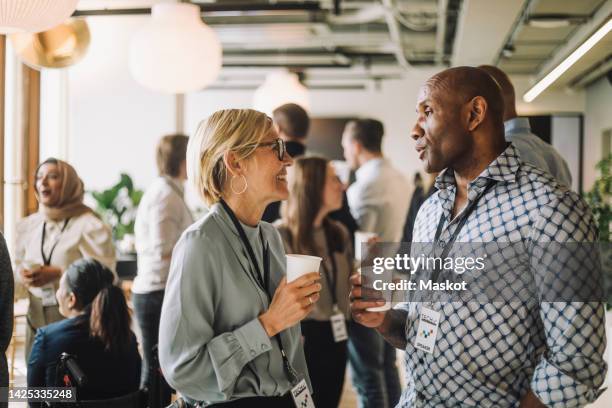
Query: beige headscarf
35 159 93 221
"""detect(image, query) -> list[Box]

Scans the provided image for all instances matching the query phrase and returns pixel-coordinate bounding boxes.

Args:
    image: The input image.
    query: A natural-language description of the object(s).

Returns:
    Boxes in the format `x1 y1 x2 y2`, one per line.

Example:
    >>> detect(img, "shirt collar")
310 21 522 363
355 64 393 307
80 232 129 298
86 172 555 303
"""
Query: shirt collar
434 143 521 191
504 117 531 138
355 157 384 181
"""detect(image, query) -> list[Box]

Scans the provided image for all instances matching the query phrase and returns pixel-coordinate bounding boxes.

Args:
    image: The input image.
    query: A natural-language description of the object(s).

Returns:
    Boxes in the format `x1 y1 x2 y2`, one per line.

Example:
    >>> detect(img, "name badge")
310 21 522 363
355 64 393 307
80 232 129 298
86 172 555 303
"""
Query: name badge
414 306 440 354
291 378 315 408
40 284 58 307
330 309 348 343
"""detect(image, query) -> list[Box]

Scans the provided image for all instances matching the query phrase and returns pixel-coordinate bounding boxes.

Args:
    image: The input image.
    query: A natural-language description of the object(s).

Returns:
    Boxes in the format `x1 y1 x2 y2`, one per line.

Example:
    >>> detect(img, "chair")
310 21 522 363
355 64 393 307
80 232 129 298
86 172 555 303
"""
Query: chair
47 353 147 408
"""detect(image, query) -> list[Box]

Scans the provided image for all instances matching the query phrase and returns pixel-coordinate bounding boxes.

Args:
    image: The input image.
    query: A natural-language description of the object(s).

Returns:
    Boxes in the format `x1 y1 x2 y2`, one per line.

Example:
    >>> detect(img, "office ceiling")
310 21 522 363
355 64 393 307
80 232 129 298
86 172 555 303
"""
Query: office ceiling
75 0 612 90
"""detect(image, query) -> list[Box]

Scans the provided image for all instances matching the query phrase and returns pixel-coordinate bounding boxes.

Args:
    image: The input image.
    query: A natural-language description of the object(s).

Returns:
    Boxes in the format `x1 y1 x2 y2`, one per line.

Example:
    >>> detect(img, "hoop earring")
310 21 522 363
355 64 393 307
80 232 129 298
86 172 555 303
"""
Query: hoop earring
230 175 248 195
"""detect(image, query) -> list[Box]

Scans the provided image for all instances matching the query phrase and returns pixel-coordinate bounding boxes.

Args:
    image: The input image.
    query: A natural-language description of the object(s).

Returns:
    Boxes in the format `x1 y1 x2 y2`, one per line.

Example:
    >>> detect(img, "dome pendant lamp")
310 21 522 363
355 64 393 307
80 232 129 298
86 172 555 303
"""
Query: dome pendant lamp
129 2 222 94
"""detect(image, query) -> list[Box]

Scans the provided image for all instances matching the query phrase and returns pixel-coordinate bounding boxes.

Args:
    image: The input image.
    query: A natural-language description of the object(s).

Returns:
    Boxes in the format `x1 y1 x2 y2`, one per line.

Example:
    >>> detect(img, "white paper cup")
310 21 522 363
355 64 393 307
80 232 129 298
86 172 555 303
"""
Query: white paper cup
286 254 323 283
354 231 378 262
359 266 392 312
22 261 42 272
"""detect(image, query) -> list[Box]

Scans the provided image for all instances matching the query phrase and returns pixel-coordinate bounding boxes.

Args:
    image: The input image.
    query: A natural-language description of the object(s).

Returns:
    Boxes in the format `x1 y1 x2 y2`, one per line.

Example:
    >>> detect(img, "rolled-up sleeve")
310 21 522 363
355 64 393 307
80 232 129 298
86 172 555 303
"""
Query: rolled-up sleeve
158 231 272 402
529 192 608 407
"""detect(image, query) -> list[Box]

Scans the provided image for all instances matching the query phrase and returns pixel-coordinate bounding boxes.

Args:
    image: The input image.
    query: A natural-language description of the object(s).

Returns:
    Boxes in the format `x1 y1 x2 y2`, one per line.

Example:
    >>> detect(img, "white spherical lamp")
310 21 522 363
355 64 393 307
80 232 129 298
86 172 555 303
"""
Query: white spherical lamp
129 3 222 94
253 70 310 116
0 0 78 34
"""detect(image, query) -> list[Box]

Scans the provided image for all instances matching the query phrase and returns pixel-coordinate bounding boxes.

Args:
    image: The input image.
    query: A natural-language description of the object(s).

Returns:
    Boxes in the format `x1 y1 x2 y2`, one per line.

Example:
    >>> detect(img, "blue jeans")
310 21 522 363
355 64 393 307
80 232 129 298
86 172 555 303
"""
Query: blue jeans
348 321 401 408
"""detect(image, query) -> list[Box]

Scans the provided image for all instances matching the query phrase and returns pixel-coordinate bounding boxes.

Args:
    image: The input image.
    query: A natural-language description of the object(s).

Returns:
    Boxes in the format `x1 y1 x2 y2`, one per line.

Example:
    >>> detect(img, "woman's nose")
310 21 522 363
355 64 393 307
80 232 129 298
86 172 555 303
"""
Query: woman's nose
283 152 294 166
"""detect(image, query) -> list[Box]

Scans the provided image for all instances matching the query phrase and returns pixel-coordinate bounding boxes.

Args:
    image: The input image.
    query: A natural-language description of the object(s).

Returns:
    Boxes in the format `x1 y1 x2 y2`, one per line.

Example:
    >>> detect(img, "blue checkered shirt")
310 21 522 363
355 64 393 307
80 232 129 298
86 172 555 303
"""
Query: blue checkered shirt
398 144 607 407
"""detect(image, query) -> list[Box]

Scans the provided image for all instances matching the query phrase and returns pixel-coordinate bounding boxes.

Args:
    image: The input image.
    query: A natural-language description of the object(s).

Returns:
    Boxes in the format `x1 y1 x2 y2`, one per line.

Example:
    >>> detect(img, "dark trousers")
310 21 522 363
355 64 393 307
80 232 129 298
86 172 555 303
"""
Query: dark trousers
132 290 171 406
208 395 294 408
301 319 348 408
348 320 401 408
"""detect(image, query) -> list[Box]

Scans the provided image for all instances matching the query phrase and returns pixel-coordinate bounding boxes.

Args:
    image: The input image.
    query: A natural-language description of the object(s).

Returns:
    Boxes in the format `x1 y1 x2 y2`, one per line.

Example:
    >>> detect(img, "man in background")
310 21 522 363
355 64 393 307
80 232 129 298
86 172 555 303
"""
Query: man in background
342 118 409 408
478 64 572 186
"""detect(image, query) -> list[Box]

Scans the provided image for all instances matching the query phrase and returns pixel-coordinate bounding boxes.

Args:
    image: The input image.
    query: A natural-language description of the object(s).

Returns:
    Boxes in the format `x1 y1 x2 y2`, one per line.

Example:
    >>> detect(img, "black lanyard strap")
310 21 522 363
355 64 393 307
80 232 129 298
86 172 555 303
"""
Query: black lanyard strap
431 180 496 283
321 227 339 307
41 218 71 266
218 199 299 385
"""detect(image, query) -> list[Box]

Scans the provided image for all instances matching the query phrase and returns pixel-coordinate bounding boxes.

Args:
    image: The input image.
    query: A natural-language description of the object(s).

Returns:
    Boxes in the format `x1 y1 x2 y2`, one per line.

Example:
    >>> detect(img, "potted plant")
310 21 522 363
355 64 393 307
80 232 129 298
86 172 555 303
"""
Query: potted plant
584 153 612 387
90 173 143 254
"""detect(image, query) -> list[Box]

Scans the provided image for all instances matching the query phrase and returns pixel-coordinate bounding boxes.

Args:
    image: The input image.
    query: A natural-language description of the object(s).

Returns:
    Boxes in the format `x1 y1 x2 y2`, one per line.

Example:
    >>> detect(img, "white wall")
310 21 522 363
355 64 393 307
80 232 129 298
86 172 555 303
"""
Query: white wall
583 76 612 190
46 16 588 197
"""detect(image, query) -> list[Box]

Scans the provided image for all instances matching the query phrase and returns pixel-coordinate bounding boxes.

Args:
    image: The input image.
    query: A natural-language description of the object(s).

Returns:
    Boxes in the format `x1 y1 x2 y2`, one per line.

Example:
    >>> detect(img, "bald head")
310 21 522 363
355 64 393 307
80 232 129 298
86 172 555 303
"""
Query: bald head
412 66 507 175
478 65 517 121
426 66 505 125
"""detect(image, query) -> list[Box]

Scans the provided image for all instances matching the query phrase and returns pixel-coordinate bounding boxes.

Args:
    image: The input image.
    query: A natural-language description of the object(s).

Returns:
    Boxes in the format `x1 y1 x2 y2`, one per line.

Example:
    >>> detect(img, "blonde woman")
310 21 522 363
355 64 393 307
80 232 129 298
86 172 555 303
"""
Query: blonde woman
159 109 321 408
14 158 116 360
275 157 352 408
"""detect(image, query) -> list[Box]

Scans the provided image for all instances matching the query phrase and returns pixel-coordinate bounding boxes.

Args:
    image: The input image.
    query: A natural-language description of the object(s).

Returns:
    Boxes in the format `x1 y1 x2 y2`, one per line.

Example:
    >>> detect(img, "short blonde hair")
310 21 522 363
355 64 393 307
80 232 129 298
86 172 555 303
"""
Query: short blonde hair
187 109 273 206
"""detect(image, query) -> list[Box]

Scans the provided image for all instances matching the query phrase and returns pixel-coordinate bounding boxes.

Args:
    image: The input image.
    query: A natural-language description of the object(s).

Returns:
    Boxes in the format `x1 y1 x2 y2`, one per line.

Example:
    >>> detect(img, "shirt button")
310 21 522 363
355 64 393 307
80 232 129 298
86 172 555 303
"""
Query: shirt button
438 241 445 248
261 344 267 351
250 350 256 356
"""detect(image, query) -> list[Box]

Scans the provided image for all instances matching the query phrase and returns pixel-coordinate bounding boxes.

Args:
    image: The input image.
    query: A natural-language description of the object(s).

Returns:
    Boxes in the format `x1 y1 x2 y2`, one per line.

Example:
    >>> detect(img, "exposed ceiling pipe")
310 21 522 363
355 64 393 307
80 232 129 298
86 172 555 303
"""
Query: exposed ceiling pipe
569 54 612 89
494 0 536 65
72 1 322 16
326 4 384 25
435 0 448 64
380 0 411 70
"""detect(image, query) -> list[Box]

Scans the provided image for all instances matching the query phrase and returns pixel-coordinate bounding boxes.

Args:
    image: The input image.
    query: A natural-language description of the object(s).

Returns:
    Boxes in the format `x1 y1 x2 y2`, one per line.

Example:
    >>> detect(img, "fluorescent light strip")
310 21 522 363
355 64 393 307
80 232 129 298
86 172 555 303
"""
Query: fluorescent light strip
523 17 612 102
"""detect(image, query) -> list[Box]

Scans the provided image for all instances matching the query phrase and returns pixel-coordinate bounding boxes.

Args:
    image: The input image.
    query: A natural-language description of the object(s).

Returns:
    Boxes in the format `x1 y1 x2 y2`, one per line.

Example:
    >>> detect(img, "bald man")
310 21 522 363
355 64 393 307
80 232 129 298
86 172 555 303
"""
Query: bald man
349 67 607 407
479 65 572 187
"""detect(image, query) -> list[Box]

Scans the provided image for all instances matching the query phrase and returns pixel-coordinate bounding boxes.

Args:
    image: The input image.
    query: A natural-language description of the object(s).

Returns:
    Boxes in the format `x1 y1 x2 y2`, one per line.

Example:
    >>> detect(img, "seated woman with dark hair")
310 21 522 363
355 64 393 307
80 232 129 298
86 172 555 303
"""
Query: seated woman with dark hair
27 258 141 404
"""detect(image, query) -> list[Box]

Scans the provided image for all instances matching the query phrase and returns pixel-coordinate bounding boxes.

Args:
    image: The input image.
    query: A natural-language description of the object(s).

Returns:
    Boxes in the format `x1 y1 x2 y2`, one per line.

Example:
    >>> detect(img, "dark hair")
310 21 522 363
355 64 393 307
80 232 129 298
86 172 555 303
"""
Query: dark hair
272 103 310 140
64 259 131 353
345 119 384 153
157 134 189 177
282 156 344 255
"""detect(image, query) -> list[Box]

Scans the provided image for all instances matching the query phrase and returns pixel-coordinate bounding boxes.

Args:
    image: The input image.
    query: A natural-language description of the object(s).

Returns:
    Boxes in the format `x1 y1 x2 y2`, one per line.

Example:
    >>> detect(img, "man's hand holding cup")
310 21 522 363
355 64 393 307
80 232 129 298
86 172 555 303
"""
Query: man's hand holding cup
349 273 388 328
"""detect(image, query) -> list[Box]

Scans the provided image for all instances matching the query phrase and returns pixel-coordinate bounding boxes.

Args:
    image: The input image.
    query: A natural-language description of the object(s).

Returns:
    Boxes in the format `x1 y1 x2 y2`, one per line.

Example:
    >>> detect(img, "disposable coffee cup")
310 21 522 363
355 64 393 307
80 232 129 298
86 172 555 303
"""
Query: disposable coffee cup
286 254 323 283
354 231 378 262
22 261 42 272
359 266 392 312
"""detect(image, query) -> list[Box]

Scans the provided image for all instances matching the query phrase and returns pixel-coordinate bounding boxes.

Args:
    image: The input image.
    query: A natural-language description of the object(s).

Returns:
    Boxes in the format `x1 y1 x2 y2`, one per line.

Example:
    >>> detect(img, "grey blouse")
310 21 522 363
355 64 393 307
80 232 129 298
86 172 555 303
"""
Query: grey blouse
158 203 311 405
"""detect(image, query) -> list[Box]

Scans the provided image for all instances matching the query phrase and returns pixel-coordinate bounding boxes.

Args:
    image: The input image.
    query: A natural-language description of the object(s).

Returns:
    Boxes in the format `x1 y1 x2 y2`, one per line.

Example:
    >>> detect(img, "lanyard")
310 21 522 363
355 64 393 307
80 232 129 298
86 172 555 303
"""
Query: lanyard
321 228 339 307
161 176 191 214
219 199 300 385
41 218 71 266
430 180 496 283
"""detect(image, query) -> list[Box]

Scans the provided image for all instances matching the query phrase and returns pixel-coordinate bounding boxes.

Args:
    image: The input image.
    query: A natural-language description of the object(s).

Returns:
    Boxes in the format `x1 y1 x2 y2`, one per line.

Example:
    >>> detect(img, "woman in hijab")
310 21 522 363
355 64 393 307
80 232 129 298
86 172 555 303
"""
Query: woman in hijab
14 158 116 360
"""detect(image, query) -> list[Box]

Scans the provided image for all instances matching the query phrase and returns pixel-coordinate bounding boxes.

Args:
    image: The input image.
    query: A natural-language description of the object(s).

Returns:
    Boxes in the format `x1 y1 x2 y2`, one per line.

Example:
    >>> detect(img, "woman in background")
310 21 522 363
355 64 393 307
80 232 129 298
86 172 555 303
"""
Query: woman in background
27 258 140 404
14 158 115 359
276 156 353 408
133 134 193 402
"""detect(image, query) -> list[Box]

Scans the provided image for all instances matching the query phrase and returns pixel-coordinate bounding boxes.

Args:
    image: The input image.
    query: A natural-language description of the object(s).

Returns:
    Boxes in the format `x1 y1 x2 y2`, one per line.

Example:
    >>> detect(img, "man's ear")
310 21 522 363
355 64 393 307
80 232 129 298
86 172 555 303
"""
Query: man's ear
222 151 246 177
467 96 487 131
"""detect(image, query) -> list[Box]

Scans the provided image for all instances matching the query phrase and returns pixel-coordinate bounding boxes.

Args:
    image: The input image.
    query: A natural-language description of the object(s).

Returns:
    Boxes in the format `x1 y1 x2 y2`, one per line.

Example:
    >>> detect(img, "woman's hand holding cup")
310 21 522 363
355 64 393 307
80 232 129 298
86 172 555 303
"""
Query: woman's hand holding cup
20 264 61 287
259 273 322 337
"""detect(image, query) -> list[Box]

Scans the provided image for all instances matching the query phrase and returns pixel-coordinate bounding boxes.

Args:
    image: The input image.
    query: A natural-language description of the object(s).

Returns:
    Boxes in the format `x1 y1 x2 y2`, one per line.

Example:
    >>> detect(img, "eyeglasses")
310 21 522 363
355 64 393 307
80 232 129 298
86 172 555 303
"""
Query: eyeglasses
255 138 287 161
